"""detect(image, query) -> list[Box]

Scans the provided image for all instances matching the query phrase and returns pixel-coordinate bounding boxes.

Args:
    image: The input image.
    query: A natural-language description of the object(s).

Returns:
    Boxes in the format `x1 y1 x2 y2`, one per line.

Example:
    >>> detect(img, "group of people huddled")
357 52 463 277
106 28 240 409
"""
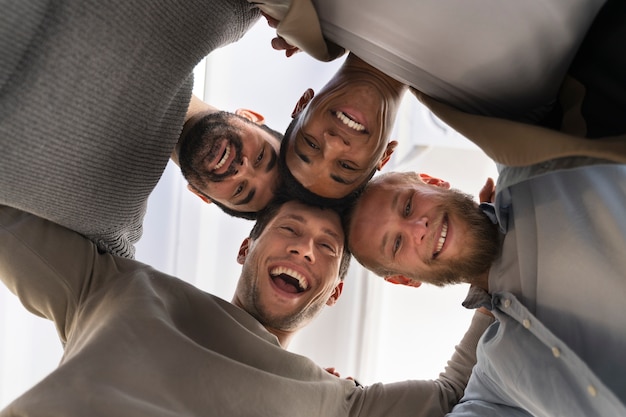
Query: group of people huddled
1 0 625 416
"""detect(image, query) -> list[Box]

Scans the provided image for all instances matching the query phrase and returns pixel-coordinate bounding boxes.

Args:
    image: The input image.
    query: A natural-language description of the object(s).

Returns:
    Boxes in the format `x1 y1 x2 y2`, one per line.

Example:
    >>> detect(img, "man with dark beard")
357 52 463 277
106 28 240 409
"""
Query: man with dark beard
347 163 626 416
0 198 496 415
0 0 262 259
173 95 286 220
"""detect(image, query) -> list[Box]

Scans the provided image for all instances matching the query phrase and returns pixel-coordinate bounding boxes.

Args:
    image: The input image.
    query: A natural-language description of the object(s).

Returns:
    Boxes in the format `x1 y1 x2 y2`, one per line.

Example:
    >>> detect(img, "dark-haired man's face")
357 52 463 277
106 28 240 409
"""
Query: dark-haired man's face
180 113 281 213
349 173 500 287
233 201 344 333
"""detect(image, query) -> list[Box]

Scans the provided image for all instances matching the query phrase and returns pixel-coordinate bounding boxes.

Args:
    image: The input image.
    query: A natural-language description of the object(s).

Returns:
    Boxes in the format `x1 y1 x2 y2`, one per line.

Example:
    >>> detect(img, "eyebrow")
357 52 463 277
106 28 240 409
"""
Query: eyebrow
266 146 277 172
284 213 343 244
322 227 342 244
330 173 355 185
295 138 311 164
381 233 389 258
380 191 401 258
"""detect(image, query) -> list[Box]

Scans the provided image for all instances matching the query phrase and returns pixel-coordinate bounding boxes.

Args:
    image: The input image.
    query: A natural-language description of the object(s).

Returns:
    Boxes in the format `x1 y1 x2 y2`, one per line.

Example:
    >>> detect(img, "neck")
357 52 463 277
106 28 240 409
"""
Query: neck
231 294 294 349
267 327 294 349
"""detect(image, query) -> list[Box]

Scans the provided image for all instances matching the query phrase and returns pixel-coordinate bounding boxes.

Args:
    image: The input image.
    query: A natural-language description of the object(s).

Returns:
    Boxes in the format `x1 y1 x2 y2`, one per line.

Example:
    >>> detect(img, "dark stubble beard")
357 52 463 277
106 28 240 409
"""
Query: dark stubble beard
236 263 327 333
417 188 501 287
178 112 244 185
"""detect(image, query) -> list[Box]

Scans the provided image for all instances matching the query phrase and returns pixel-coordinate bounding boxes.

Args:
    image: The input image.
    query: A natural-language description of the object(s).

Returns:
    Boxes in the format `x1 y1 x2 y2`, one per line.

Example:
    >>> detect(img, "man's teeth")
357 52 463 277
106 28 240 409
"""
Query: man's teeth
335 111 365 132
270 266 308 291
434 220 448 256
214 144 230 171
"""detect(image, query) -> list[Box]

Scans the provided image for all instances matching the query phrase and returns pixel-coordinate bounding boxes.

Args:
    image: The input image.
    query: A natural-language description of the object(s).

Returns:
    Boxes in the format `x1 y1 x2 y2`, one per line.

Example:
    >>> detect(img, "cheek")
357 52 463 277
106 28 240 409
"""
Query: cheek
359 142 387 167
285 142 300 171
204 182 232 199
317 252 340 274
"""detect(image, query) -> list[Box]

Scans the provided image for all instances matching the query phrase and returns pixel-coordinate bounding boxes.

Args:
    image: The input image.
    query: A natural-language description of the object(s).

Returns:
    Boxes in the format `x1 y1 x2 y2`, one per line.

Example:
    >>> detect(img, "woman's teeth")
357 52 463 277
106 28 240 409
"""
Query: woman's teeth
335 111 365 132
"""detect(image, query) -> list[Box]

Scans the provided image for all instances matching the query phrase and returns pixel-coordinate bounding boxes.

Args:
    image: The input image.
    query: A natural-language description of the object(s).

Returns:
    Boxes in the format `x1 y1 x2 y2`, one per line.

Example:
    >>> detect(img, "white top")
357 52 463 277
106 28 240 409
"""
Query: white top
257 0 607 121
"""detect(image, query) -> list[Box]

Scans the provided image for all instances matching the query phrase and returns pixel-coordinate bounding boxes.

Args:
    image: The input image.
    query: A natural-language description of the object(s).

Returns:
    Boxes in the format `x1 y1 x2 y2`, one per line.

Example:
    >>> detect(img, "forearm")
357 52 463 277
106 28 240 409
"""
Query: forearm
357 310 495 417
0 206 96 339
435 310 495 410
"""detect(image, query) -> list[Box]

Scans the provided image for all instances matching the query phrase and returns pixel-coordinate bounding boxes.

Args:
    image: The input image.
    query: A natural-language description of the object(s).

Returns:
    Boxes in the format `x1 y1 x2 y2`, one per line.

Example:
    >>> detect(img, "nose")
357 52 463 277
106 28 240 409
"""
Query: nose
234 156 253 179
288 237 316 264
323 131 349 157
408 216 429 245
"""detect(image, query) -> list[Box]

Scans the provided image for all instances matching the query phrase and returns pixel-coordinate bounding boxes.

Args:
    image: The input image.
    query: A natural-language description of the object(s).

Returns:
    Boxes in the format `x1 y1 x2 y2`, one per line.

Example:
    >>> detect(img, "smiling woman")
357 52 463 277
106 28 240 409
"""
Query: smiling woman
0 20 498 407
285 55 407 199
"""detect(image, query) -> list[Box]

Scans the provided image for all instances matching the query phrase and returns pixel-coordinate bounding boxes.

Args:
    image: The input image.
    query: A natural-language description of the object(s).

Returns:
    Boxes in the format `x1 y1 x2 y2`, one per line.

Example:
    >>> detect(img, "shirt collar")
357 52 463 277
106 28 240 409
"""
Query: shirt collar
462 285 492 310
479 202 498 224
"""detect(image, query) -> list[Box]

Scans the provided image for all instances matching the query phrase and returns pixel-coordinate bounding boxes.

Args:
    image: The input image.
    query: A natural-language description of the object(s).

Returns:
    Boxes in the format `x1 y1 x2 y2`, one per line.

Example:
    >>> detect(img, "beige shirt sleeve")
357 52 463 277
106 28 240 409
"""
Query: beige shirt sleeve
357 310 494 417
250 0 345 61
412 87 626 167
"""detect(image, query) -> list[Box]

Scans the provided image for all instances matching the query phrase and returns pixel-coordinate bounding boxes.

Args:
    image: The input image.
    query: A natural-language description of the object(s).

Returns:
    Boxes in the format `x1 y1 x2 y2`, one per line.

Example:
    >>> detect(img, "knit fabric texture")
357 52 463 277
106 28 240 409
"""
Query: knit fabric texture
0 0 259 258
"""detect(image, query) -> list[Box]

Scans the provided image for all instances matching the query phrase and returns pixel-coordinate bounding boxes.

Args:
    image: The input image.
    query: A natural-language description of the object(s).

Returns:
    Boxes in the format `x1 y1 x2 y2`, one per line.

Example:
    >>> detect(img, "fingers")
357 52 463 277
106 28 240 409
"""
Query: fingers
270 37 300 57
261 12 279 28
477 306 494 318
285 47 300 57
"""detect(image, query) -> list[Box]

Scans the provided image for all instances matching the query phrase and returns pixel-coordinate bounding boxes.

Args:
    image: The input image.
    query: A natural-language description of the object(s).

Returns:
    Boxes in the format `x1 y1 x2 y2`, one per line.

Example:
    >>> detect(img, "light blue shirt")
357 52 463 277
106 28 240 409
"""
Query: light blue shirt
450 160 626 416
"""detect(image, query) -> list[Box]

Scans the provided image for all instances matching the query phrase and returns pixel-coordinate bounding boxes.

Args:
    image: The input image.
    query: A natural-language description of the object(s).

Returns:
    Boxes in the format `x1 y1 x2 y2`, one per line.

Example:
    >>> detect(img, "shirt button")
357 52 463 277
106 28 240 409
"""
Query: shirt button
522 319 531 329
551 347 561 358
502 299 511 308
587 385 597 397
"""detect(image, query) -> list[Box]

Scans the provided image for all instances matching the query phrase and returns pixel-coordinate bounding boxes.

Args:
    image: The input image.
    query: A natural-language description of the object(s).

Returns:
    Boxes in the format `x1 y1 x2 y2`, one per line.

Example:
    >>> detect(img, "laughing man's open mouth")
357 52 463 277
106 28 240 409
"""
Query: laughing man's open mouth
270 266 309 294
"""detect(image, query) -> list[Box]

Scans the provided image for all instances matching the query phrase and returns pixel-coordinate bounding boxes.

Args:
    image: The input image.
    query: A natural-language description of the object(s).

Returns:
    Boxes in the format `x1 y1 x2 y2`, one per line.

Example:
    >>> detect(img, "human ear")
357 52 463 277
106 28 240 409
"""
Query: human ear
384 275 422 288
325 281 344 306
418 173 450 189
291 88 315 118
186 184 212 204
237 238 251 264
377 140 398 170
235 108 266 125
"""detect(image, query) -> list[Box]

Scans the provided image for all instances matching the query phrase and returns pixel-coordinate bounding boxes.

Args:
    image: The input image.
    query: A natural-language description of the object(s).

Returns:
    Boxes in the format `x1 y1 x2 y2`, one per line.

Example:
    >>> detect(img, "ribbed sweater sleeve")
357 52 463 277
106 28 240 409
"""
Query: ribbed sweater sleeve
0 0 259 258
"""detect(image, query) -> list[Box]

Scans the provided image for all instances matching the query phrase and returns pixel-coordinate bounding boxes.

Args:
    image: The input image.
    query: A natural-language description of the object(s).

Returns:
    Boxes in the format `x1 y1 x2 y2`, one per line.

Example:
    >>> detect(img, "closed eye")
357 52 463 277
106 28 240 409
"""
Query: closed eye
319 241 338 256
234 183 245 197
280 226 297 235
303 135 320 150
255 146 265 165
404 197 412 217
392 235 402 257
339 161 357 171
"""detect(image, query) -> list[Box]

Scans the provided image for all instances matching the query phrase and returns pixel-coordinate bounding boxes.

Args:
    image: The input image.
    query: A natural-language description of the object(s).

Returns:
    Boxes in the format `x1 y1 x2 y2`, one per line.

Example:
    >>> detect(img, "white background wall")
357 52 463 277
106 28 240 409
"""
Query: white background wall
0 21 498 406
